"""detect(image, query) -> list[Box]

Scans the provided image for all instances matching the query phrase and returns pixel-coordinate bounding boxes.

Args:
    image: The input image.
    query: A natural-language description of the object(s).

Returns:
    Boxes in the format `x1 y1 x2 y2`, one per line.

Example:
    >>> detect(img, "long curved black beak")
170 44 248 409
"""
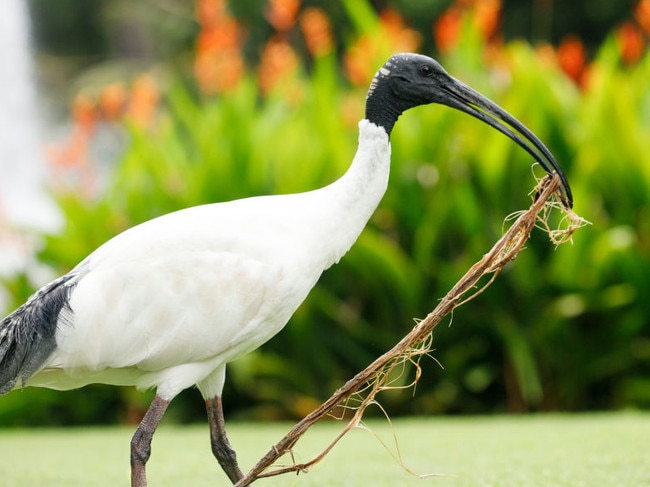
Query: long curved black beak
438 76 573 208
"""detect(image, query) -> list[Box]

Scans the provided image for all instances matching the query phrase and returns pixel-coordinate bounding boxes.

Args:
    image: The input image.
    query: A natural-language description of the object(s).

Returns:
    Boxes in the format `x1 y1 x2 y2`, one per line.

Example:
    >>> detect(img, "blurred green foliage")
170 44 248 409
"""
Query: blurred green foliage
2 3 649 426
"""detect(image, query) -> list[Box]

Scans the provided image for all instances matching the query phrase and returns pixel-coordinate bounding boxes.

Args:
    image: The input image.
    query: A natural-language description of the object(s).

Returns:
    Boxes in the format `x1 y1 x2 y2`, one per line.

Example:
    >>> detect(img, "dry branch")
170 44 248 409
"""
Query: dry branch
234 172 587 486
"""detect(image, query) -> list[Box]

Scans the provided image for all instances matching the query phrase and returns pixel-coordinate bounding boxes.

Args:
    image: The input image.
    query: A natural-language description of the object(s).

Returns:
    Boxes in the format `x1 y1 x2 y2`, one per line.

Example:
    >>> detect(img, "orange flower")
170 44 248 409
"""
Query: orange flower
197 15 240 53
258 36 300 94
194 0 245 95
557 35 586 84
345 9 421 87
635 0 650 35
195 48 244 95
265 0 301 32
344 35 380 87
473 0 501 41
434 6 462 54
197 0 227 28
99 82 127 122
435 0 501 54
71 93 97 133
127 75 160 127
46 129 90 171
616 21 645 64
47 94 96 179
300 7 333 57
379 9 422 53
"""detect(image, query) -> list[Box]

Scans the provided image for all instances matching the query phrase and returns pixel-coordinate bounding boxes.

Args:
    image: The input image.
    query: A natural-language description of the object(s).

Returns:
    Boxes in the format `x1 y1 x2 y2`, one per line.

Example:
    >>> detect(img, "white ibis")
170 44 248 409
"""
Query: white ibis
0 53 572 486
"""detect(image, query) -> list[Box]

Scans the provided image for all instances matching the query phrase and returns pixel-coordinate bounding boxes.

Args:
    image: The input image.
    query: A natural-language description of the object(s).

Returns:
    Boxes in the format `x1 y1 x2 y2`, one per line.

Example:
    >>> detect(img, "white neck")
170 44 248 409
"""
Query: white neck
310 120 391 269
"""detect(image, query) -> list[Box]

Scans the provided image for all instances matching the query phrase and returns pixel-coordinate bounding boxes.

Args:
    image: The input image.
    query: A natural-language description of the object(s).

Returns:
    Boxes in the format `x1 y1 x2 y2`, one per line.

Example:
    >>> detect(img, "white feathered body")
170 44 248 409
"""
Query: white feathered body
24 120 390 401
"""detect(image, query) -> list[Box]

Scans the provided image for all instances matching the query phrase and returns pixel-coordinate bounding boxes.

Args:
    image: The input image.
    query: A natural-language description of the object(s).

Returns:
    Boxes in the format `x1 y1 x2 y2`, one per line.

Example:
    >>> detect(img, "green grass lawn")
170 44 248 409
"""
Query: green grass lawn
0 413 647 486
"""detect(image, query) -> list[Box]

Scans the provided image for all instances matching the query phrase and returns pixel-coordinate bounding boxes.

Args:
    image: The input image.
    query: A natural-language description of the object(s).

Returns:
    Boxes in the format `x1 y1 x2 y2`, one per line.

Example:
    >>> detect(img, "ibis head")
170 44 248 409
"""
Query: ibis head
365 53 573 207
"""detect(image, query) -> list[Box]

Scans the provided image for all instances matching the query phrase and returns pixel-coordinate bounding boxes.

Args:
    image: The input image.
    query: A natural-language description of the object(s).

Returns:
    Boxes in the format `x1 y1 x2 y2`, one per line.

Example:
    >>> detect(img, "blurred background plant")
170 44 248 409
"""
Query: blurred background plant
0 0 648 426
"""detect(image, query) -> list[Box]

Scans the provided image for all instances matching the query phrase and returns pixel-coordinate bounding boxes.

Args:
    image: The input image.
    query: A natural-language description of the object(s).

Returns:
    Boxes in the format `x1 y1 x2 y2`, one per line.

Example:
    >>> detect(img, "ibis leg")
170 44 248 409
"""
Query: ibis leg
206 396 244 484
130 394 170 487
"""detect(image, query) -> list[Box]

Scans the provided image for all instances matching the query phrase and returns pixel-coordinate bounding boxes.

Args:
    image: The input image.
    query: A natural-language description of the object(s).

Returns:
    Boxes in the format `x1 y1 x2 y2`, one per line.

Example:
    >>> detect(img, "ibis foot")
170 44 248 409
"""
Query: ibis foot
130 395 170 487
206 396 245 484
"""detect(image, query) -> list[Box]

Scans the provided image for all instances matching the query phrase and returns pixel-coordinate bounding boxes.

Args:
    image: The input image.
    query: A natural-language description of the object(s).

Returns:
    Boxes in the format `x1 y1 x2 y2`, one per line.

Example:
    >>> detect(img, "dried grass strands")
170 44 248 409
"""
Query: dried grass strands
234 172 587 486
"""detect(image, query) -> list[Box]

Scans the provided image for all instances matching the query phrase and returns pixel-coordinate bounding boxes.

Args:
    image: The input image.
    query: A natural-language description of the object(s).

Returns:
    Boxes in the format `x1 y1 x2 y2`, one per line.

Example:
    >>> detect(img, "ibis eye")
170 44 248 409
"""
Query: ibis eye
419 64 433 77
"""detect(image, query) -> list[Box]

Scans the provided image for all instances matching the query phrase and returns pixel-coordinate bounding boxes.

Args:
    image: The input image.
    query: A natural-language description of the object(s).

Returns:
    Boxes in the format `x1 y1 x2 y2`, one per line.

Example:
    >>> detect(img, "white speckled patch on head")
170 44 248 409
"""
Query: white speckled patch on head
367 59 396 99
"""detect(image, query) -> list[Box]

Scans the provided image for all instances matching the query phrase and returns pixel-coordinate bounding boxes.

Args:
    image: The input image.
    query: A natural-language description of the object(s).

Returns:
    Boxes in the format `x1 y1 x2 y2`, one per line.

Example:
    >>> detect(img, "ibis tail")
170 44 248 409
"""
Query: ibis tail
0 273 77 394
